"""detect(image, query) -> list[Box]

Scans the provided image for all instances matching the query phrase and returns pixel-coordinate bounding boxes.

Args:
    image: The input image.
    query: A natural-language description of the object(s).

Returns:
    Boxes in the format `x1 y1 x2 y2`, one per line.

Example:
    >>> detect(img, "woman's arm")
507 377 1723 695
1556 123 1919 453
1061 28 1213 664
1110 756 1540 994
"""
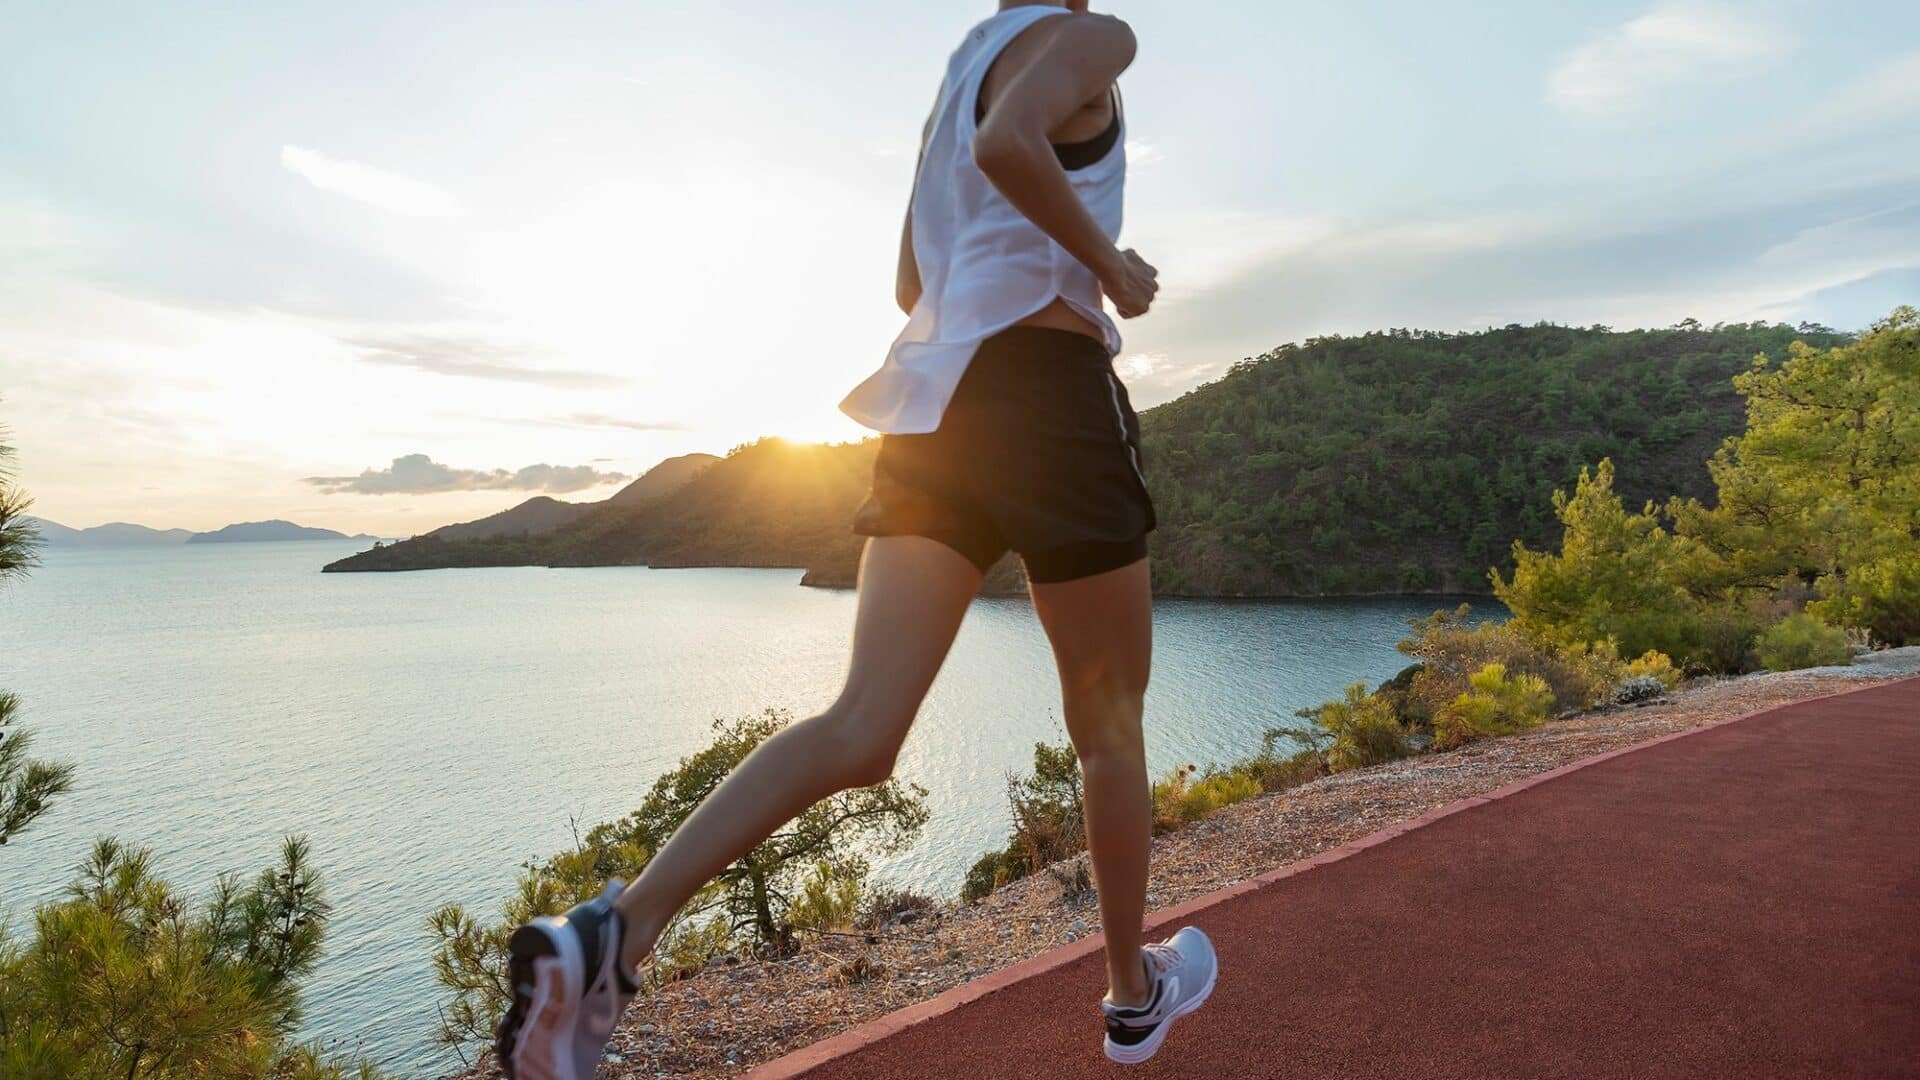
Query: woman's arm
896 205 920 315
895 106 938 316
971 14 1158 318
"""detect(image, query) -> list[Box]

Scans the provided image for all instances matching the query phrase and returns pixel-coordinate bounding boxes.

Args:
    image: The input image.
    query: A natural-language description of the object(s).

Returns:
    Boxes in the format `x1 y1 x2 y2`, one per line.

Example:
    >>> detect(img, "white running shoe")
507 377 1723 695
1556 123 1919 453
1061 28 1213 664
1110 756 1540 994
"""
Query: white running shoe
1101 926 1219 1065
496 880 639 1080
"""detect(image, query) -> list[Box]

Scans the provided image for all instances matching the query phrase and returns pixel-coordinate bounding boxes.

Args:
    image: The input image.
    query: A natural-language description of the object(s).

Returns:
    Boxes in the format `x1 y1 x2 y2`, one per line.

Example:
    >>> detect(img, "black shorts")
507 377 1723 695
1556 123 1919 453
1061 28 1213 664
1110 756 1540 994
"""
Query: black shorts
853 326 1156 584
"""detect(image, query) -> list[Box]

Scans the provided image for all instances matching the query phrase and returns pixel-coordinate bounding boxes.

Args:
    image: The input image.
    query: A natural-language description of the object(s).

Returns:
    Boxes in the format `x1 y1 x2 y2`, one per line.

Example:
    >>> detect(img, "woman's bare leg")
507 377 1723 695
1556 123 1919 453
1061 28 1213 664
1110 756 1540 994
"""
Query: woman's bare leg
614 536 982 972
1028 557 1154 1006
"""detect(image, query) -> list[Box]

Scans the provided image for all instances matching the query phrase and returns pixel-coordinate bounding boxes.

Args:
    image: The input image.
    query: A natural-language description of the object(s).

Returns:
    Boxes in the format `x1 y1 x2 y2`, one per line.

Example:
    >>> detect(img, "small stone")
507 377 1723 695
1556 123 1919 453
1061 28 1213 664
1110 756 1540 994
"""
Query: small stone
1069 919 1088 935
639 1024 657 1036
728 995 742 1006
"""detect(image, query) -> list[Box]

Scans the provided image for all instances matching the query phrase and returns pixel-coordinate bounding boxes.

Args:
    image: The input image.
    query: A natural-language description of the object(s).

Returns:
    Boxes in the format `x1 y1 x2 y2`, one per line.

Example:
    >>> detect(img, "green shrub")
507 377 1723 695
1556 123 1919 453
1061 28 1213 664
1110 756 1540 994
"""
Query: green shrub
431 710 927 1050
1436 663 1555 748
1811 553 1920 647
960 743 1085 903
1151 764 1262 831
961 850 1025 904
1295 682 1412 773
0 838 381 1079
787 860 865 933
1492 459 1706 663
1398 606 1615 718
1755 613 1852 672
1372 663 1432 732
1553 639 1630 709
859 886 938 930
1623 649 1682 689
1690 601 1764 674
1239 728 1330 793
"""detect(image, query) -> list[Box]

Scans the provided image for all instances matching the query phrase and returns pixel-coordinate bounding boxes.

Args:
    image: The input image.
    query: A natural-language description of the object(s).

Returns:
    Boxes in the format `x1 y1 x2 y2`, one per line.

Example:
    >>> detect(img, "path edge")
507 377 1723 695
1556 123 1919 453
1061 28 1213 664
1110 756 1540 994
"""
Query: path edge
744 675 1913 1079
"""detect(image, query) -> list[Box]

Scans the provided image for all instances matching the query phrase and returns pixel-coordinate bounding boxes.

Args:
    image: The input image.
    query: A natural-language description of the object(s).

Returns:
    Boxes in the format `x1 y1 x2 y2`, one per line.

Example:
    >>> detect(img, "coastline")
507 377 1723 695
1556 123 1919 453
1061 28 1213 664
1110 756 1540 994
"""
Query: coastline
448 649 1920 1079
325 550 1502 603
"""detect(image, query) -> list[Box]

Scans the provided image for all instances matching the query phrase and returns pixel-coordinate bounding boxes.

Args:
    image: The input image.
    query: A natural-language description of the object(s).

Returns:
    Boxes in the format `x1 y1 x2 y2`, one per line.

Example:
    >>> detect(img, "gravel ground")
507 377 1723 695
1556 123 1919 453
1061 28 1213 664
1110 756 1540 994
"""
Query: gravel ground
448 651 1918 1080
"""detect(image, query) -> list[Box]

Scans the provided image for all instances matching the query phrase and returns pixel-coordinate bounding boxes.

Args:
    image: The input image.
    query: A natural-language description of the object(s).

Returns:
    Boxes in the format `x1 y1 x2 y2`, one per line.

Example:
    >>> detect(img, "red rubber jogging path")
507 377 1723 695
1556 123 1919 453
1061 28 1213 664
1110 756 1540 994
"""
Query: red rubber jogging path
750 677 1920 1079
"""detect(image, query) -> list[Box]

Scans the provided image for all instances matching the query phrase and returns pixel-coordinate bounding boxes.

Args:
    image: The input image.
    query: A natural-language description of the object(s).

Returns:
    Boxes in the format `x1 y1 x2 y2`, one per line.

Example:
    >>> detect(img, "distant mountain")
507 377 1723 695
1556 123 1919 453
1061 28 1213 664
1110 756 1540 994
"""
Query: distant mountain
27 518 81 545
430 496 590 542
608 453 720 506
426 454 721 544
187 520 371 544
30 519 194 547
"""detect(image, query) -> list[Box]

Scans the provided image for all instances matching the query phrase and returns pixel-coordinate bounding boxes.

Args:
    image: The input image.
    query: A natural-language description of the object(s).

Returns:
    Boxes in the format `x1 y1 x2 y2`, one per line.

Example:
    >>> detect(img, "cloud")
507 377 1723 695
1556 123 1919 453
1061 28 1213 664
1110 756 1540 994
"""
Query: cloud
1114 352 1168 380
496 413 691 432
345 335 626 388
1547 3 1788 115
305 454 629 495
563 413 686 431
867 135 920 160
1125 140 1165 167
280 145 464 217
1810 50 1920 128
1125 176 1920 404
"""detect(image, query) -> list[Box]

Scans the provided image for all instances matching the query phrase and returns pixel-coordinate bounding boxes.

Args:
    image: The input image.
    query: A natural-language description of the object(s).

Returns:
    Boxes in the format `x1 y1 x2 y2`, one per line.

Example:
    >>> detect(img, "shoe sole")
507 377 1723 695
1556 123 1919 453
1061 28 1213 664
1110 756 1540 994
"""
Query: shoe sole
499 918 585 1080
1102 957 1219 1065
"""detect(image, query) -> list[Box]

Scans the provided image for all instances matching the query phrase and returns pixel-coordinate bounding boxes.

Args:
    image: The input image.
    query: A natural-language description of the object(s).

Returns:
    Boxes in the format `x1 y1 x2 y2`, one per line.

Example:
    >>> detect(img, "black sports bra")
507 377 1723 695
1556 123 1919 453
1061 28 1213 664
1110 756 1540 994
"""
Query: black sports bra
975 87 1123 171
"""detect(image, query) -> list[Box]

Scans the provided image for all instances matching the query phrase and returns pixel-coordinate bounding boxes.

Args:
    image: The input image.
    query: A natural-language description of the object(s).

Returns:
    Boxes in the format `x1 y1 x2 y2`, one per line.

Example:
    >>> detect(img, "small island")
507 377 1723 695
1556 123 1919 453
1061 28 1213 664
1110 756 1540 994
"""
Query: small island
187 520 376 544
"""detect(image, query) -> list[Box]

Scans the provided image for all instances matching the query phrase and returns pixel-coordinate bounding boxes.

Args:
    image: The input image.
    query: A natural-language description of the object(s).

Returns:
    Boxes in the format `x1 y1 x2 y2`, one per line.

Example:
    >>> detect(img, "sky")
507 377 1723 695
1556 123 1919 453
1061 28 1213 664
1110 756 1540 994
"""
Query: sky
4 0 1917 536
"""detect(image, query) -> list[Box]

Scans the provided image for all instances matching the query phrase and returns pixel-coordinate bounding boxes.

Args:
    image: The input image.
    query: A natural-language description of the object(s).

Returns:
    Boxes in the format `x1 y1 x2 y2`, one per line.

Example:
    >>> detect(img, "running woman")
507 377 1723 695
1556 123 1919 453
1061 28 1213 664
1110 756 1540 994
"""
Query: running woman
495 3 1216 1074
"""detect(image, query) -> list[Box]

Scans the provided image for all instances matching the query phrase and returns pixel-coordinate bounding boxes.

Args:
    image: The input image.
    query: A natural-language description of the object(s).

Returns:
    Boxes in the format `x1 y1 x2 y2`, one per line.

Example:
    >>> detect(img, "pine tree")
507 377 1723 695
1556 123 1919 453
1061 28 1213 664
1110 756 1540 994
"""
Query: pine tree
0 420 72 846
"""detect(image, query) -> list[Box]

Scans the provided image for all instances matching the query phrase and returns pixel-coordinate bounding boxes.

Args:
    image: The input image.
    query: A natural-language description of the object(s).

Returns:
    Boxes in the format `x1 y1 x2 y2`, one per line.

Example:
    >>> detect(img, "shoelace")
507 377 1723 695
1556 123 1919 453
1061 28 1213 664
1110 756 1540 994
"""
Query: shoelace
1142 942 1179 981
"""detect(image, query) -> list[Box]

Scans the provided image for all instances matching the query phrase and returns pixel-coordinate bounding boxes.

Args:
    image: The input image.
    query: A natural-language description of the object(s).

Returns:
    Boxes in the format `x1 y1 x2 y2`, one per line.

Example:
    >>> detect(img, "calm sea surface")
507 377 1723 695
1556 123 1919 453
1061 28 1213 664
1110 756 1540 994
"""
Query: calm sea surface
0 542 1484 1074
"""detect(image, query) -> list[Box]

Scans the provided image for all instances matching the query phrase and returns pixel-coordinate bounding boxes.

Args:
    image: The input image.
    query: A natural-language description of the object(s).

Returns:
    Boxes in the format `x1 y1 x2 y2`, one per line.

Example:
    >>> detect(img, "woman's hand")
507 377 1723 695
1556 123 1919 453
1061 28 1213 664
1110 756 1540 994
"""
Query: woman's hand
1099 248 1159 319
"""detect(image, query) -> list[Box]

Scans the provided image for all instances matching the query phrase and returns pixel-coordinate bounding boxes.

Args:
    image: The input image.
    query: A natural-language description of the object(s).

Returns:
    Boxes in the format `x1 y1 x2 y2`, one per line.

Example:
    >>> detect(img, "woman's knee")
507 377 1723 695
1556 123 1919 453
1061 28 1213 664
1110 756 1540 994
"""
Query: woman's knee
807 694 912 788
1061 657 1149 715
1060 667 1148 759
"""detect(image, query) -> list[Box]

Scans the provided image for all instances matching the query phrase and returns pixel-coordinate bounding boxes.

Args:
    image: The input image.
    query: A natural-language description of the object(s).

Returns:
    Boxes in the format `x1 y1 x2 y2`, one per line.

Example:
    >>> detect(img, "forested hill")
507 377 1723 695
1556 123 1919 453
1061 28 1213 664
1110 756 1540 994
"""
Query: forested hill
326 321 1849 595
1140 321 1847 595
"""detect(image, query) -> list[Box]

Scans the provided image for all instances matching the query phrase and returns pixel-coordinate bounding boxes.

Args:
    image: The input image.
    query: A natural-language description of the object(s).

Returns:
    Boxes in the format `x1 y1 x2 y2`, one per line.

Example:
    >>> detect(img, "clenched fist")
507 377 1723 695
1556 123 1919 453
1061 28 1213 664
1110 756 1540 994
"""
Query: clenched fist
1100 248 1160 319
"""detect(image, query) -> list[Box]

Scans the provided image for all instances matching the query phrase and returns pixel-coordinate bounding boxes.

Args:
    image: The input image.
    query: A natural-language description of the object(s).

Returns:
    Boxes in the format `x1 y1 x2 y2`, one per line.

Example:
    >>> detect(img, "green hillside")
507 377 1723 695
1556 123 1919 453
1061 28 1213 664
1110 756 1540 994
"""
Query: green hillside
326 321 1851 595
1140 321 1847 595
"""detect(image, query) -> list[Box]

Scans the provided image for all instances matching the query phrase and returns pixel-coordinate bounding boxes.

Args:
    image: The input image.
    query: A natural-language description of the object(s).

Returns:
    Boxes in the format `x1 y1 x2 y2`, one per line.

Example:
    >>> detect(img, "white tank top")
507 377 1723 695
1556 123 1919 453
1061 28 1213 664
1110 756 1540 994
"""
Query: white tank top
839 5 1127 435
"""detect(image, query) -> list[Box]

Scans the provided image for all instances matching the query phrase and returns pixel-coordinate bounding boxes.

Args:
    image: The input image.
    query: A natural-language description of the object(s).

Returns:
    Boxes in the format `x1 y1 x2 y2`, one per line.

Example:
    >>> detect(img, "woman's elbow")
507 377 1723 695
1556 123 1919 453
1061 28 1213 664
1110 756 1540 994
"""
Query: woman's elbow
970 125 1026 182
895 285 920 316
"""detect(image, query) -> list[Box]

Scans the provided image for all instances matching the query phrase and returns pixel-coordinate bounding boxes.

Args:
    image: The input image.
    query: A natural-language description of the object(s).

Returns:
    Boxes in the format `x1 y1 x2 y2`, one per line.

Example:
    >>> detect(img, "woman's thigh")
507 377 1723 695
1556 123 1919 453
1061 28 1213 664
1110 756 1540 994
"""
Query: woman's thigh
1028 557 1152 737
837 535 986 738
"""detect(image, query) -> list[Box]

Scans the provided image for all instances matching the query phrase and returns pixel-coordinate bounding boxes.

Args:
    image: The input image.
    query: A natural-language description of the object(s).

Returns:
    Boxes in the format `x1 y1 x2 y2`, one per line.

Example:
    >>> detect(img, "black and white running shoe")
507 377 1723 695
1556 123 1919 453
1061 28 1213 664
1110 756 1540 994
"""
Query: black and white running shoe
1101 926 1219 1065
496 880 640 1080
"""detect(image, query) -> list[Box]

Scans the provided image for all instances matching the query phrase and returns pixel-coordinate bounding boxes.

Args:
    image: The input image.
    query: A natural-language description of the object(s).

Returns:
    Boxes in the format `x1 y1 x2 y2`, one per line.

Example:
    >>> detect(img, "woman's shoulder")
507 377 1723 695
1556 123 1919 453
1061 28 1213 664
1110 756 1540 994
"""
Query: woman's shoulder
1018 11 1137 68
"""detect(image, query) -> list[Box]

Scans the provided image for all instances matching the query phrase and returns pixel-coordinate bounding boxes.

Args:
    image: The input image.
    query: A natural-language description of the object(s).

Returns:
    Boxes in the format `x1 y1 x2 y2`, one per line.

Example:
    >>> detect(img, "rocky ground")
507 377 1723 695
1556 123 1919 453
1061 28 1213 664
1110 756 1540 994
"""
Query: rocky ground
449 648 1919 1079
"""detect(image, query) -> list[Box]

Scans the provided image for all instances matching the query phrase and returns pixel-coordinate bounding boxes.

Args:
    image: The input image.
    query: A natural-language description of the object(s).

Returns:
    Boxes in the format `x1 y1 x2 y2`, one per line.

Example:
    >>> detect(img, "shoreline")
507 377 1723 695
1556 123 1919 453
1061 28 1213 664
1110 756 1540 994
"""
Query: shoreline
326 553 1501 604
449 650 1919 1079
